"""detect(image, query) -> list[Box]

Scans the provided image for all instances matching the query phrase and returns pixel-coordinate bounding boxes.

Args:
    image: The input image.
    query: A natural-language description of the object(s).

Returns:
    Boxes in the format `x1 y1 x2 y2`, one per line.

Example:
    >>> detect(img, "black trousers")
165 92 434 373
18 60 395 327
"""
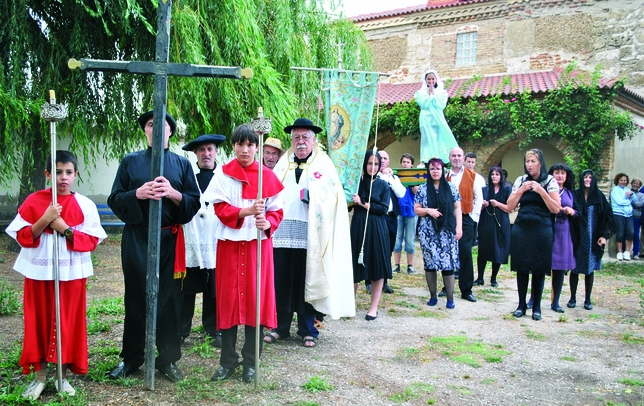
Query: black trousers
458 214 476 296
180 293 217 338
273 248 318 338
220 325 263 369
120 227 182 368
180 267 217 338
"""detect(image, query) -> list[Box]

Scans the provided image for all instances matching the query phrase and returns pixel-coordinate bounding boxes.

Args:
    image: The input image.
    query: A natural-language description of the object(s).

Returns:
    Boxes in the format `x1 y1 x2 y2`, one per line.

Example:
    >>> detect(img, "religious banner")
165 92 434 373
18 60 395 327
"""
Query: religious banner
323 69 379 203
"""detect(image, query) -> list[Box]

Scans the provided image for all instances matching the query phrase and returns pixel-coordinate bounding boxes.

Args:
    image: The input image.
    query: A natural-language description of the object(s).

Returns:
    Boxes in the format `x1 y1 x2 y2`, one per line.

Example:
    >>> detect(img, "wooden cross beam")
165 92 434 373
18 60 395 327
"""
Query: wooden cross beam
69 0 252 390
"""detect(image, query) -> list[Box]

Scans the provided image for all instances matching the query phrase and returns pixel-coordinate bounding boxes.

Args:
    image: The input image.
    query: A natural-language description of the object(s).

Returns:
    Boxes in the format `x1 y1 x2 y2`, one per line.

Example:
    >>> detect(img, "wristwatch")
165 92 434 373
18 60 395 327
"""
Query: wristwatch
63 227 74 238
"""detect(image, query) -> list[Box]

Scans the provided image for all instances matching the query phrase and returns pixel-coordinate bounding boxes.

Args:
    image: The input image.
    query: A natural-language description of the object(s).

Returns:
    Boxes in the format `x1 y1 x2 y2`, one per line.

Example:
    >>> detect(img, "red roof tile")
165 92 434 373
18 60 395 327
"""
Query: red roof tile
376 69 640 104
350 0 493 21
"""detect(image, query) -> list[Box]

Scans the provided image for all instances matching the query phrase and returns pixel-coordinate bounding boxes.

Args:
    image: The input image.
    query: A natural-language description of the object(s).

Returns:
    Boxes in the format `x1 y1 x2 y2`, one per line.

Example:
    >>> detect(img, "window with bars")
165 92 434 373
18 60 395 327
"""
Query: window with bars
456 32 478 66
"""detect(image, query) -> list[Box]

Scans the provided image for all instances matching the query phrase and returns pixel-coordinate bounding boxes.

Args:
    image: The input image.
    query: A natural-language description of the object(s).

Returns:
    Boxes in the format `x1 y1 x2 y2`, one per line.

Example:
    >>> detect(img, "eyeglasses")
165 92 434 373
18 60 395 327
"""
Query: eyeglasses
291 133 314 141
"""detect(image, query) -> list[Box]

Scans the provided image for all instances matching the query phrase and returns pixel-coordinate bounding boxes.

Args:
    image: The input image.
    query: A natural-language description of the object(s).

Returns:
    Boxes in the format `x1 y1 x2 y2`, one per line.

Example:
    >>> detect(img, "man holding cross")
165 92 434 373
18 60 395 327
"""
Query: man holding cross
107 110 200 382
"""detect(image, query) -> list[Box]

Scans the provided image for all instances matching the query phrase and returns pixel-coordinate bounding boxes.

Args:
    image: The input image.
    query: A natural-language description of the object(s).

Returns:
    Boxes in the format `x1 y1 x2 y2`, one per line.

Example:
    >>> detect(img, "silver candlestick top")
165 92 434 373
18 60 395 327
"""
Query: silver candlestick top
251 107 272 134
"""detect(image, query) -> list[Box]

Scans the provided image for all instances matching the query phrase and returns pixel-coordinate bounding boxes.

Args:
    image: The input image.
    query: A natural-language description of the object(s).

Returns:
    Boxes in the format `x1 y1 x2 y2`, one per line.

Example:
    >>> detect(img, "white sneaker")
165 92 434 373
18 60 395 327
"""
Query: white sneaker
22 380 46 400
55 379 75 396
617 252 624 261
624 251 631 261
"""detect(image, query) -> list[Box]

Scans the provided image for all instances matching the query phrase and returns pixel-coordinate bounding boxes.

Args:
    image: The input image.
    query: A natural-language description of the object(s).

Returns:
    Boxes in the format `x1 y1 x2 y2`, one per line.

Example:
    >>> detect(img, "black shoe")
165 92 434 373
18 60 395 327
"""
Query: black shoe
108 361 140 380
211 332 223 348
584 303 593 310
491 281 498 288
211 365 238 381
473 279 484 286
382 284 394 294
567 300 576 308
513 307 526 318
551 305 565 313
438 288 447 298
461 294 477 302
242 366 255 384
157 363 183 382
365 312 378 321
532 312 542 321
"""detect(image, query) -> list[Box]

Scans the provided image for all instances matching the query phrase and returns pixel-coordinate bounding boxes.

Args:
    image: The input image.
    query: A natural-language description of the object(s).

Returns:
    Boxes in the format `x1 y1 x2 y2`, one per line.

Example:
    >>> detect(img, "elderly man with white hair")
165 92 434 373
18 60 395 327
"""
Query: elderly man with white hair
266 118 355 348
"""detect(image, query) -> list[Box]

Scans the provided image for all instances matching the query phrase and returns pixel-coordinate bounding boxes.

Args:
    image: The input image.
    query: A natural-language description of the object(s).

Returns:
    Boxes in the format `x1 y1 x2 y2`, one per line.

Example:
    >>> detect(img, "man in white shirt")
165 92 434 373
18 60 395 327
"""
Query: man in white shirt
442 147 484 302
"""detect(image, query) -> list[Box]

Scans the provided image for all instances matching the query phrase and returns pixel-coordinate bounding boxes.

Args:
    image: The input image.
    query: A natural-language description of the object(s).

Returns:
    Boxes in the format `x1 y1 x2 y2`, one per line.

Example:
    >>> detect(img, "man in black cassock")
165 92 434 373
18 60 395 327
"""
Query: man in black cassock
107 110 200 382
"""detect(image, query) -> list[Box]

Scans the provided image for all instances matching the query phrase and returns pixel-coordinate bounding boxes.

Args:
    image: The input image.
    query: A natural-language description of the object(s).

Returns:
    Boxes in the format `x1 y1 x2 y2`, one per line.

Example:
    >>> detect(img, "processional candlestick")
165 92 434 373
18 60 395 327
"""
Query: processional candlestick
249 107 272 387
40 90 68 394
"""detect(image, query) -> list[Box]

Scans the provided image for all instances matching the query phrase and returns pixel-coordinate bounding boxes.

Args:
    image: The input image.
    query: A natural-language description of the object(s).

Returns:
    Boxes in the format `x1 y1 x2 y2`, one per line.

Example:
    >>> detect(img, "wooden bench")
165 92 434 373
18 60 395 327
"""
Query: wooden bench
96 204 124 227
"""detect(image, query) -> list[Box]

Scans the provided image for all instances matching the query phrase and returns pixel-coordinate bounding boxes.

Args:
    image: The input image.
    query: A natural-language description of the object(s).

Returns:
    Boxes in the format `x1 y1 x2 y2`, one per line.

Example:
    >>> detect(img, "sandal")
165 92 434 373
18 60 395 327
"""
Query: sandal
263 332 281 344
302 336 317 348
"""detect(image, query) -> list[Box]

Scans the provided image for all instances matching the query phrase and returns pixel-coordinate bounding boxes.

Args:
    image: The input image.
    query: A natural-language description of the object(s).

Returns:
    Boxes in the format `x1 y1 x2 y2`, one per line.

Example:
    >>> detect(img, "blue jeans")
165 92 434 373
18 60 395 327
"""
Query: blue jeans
394 215 417 254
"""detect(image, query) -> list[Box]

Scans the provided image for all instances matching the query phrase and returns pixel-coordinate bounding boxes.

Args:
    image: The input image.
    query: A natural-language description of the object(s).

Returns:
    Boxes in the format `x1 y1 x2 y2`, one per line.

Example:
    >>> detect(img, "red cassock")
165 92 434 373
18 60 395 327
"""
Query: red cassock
213 160 284 331
14 191 100 374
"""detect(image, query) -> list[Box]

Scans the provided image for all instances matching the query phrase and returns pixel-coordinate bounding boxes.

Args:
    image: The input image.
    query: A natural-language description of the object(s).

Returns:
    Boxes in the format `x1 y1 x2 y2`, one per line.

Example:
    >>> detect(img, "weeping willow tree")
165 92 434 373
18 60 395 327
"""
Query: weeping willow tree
0 0 372 203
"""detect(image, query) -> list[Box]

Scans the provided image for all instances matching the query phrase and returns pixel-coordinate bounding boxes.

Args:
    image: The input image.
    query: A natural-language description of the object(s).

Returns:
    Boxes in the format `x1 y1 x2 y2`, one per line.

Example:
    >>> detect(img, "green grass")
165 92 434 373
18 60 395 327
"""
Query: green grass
187 335 218 358
602 261 644 276
560 356 577 362
176 376 244 402
0 341 22 372
621 333 644 345
389 382 434 403
393 299 419 309
475 288 505 303
524 329 546 341
618 378 644 386
447 384 471 395
87 340 121 383
425 335 511 368
416 309 445 318
302 375 333 393
86 297 125 318
0 280 21 316
616 286 638 295
87 319 112 335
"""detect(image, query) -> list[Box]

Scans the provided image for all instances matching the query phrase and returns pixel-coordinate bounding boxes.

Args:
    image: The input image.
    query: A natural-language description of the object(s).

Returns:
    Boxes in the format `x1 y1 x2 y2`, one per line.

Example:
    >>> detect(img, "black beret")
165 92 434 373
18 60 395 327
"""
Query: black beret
182 134 227 151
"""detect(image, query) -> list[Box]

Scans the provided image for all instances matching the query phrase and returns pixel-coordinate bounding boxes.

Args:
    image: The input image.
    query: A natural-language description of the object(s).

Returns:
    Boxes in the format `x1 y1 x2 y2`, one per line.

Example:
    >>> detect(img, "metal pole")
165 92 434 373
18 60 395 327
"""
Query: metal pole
41 90 67 394
290 66 390 76
250 108 272 387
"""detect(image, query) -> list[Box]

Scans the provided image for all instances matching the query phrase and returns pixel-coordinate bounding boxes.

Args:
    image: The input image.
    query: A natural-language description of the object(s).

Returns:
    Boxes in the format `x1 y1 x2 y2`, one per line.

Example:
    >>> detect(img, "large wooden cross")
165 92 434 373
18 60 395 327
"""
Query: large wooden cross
69 0 252 389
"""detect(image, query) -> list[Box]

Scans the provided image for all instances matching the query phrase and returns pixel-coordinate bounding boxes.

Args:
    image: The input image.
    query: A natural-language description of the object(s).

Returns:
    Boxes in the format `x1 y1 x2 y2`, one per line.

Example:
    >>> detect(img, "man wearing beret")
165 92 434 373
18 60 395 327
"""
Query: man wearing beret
180 134 226 348
107 110 200 382
263 137 284 170
266 118 355 348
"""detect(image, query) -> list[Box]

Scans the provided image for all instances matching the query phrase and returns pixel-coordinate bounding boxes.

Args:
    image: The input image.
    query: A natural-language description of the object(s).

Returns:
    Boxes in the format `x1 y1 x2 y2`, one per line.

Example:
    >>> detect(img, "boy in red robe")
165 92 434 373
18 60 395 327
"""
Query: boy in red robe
6 151 106 400
205 124 283 383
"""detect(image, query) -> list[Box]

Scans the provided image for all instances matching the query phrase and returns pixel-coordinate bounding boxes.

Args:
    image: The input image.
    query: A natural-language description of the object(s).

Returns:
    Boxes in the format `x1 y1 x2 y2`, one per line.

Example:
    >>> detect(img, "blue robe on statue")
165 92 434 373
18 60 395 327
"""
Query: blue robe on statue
414 69 458 164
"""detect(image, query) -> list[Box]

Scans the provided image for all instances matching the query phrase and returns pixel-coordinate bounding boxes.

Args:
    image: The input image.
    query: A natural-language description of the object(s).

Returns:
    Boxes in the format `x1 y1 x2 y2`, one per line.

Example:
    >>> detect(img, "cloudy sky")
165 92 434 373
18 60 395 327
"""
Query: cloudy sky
338 0 424 18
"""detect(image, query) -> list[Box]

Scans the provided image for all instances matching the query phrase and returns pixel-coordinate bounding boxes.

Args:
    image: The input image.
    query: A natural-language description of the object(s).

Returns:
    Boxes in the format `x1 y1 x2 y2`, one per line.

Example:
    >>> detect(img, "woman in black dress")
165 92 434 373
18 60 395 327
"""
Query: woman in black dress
475 166 512 287
350 150 392 321
570 169 614 310
506 149 561 321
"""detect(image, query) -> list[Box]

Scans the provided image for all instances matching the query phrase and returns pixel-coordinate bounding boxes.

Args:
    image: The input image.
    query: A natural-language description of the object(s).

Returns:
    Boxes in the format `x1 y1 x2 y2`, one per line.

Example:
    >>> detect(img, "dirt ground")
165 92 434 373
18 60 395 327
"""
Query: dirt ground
1 234 644 405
